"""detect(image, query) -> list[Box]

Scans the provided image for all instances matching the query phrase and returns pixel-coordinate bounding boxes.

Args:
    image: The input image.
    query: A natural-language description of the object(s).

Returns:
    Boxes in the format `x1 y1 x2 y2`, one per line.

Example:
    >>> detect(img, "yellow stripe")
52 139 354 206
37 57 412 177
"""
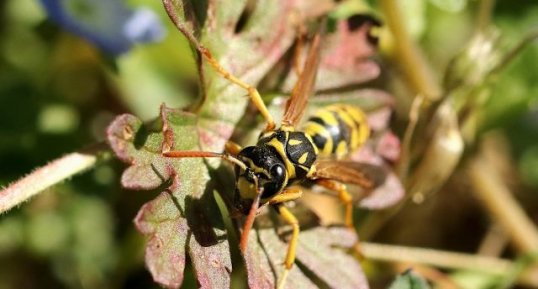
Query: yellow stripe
331 106 360 150
341 105 369 148
298 152 308 164
288 139 302 145
335 141 348 159
260 131 274 139
316 110 338 126
244 159 270 177
304 122 333 156
304 134 319 154
267 136 296 179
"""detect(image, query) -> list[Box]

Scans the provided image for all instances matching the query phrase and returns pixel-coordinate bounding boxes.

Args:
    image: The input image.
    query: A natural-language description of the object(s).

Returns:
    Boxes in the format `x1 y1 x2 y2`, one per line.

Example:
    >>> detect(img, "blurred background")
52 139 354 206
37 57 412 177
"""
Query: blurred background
0 0 537 288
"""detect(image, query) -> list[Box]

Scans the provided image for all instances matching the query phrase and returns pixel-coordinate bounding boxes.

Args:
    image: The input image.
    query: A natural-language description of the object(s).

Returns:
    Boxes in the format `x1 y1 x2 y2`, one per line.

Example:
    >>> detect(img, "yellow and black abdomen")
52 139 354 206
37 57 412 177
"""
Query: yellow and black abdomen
303 104 369 159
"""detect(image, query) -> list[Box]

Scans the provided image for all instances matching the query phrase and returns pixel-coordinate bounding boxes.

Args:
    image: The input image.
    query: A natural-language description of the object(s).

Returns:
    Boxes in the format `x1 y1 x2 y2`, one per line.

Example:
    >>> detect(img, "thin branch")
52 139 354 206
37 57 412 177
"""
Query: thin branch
475 0 495 34
0 143 111 214
468 154 538 254
379 0 441 101
397 94 424 179
490 30 538 75
477 223 509 257
361 242 538 287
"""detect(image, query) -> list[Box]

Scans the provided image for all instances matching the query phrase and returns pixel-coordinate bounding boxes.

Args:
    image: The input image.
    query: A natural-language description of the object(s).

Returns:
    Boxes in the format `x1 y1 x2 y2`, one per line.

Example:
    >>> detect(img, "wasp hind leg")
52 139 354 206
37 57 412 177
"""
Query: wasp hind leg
315 179 354 229
314 179 366 259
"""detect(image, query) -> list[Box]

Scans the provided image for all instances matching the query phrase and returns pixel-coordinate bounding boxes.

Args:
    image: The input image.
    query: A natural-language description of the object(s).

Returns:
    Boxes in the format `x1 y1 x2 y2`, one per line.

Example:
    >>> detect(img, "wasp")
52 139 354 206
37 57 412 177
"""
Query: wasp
164 28 384 288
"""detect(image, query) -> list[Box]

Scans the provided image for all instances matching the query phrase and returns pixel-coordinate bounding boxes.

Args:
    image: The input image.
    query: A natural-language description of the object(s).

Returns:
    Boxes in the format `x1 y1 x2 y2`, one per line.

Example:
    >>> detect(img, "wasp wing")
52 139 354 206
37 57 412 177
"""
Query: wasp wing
310 160 387 190
281 32 321 127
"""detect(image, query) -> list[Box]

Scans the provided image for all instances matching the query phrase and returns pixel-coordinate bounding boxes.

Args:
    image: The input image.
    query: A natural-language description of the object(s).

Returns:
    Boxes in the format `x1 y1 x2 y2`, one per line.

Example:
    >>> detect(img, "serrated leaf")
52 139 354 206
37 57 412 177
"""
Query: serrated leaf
295 227 369 289
135 192 189 288
388 270 431 289
108 1 315 288
243 206 322 289
108 105 230 288
255 228 318 289
282 16 380 93
195 0 301 153
245 209 369 289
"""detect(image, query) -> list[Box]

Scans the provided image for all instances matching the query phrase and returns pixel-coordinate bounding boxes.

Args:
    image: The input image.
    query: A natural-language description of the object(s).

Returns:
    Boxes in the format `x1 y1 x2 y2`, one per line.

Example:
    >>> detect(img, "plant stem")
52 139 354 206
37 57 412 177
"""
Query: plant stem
468 154 538 254
379 0 441 101
0 143 111 214
476 0 495 33
361 242 538 287
490 30 538 75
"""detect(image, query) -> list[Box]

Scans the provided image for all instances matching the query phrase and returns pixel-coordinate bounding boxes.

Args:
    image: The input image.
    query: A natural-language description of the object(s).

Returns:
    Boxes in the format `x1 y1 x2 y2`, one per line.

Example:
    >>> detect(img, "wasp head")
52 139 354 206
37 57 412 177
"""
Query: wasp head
233 145 288 214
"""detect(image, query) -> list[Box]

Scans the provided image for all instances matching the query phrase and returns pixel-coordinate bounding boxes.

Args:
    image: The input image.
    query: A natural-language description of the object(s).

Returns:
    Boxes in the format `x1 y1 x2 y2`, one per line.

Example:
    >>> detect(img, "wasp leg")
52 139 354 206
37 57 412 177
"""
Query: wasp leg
224 141 243 156
269 187 303 204
198 47 275 131
315 179 354 229
274 203 300 289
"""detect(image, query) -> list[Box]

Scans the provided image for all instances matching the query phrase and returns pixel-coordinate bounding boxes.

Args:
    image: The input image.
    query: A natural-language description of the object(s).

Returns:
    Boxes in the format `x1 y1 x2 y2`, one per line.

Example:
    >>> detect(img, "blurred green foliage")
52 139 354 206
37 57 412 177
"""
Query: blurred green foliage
0 0 537 288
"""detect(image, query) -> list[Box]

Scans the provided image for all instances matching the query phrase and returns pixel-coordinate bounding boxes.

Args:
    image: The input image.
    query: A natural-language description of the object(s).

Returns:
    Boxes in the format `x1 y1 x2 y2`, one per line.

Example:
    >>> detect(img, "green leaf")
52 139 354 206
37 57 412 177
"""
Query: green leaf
389 270 431 289
108 105 228 288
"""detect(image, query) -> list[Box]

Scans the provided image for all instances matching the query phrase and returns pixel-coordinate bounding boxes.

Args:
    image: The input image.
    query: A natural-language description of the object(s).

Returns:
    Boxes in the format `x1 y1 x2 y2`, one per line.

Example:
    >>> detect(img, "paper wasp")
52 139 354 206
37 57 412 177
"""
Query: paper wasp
163 25 385 288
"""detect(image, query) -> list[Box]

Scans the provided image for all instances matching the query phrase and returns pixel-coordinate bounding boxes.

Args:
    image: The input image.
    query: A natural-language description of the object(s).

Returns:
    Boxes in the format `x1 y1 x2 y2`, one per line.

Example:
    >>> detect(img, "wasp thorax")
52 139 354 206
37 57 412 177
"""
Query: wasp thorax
233 145 288 213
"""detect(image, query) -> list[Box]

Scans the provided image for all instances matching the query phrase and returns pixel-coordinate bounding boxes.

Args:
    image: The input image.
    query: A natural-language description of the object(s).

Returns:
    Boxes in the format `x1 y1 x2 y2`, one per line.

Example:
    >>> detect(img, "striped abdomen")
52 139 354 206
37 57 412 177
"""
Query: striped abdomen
303 104 369 159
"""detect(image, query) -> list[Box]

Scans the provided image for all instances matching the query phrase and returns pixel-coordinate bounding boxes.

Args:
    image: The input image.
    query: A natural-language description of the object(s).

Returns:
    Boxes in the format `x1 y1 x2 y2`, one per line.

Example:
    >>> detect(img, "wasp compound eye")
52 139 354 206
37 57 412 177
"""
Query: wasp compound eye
270 164 284 178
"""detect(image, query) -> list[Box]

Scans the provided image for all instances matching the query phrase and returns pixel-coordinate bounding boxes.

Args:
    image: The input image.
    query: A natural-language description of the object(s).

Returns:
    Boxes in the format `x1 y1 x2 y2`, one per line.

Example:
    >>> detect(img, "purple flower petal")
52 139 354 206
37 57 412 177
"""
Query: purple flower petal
124 8 166 43
40 0 165 55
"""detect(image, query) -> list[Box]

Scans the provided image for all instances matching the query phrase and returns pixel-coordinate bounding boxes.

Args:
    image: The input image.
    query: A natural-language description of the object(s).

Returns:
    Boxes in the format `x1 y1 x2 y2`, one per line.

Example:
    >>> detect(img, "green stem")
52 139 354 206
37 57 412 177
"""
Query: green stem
476 0 495 33
490 30 538 75
361 242 538 287
0 143 111 214
379 0 441 101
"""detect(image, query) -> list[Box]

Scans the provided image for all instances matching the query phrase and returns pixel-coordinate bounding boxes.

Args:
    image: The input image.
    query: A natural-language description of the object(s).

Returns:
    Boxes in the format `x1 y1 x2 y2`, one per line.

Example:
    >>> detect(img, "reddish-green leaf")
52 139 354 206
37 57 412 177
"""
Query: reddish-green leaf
255 228 318 289
108 106 226 288
135 192 189 288
296 227 369 289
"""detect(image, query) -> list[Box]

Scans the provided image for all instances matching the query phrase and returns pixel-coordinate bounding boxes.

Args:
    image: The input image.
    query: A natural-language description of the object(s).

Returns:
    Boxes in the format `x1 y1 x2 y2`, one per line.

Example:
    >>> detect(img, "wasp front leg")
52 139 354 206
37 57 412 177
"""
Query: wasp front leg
198 47 275 131
224 140 243 156
266 187 303 289
315 179 354 229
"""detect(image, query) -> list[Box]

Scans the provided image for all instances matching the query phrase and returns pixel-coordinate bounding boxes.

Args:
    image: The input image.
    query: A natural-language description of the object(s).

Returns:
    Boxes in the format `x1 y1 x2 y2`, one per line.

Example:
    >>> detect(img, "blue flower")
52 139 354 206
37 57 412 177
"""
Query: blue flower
40 0 166 55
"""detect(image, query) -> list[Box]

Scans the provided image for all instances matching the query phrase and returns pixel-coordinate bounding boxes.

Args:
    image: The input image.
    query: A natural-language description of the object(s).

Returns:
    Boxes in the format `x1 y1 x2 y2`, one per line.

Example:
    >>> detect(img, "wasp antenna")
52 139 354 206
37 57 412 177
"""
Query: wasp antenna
163 150 249 171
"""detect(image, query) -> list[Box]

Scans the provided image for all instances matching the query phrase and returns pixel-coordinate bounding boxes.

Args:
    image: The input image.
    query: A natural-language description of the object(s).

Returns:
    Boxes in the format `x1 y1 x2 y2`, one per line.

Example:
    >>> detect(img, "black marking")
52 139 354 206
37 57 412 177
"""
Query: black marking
286 132 317 180
309 117 326 126
333 111 352 147
257 130 286 147
287 133 316 166
342 107 363 132
312 134 327 151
